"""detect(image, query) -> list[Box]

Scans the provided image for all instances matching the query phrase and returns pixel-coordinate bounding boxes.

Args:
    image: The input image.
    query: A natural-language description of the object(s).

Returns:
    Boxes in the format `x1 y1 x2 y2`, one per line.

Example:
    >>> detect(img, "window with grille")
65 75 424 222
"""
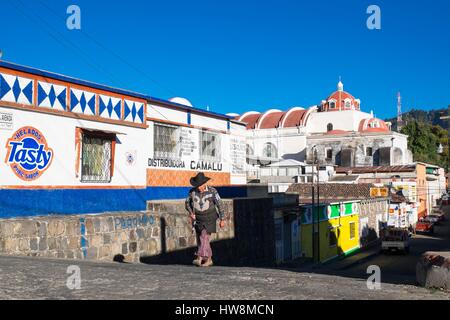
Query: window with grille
81 132 114 183
154 123 180 159
199 130 221 161
349 222 356 239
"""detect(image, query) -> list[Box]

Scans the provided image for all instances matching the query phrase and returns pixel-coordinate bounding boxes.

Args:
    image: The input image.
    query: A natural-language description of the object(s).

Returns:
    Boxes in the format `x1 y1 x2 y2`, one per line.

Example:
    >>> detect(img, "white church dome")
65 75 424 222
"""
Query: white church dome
169 97 193 107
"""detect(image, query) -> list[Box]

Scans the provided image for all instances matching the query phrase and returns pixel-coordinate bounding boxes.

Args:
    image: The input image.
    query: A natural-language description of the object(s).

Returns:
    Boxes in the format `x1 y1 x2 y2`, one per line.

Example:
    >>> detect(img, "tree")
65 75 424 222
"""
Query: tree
400 120 449 168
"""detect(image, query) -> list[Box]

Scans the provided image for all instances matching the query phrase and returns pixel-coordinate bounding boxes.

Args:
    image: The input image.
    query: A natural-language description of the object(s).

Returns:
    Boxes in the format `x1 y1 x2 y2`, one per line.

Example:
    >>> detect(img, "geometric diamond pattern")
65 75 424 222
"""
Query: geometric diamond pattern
70 88 96 116
124 99 144 123
99 94 122 120
37 81 67 111
0 72 33 105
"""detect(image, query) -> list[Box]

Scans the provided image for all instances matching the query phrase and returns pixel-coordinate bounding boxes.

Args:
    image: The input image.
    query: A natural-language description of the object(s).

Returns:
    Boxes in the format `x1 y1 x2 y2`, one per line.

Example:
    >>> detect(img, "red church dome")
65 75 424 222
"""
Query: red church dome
320 80 361 112
359 118 390 133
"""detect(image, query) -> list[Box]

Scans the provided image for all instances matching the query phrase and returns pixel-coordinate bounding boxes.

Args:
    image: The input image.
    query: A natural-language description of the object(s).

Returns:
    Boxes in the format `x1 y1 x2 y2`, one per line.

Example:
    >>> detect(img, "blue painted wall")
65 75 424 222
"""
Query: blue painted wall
0 185 247 218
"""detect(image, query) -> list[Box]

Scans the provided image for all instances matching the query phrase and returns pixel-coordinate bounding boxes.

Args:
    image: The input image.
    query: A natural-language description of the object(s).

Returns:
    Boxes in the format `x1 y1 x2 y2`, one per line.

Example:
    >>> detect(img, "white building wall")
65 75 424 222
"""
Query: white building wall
147 104 186 124
245 128 307 162
191 113 228 132
307 110 372 133
0 107 147 187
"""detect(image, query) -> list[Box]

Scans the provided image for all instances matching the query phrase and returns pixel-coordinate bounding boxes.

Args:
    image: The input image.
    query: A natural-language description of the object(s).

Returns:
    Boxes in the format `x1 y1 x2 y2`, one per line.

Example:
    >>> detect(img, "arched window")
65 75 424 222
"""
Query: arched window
329 101 336 109
327 123 333 132
345 100 351 108
263 143 277 159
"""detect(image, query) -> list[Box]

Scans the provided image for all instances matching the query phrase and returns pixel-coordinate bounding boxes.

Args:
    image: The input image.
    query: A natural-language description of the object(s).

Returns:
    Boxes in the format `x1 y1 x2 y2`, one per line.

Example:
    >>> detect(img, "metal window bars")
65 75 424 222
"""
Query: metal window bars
199 130 221 162
154 123 180 159
81 135 112 183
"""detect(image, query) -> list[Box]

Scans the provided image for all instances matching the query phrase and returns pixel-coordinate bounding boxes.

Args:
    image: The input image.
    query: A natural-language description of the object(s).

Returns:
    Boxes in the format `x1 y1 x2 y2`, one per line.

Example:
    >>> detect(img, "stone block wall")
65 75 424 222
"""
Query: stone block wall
0 198 279 266
0 199 235 263
416 251 450 291
359 198 389 247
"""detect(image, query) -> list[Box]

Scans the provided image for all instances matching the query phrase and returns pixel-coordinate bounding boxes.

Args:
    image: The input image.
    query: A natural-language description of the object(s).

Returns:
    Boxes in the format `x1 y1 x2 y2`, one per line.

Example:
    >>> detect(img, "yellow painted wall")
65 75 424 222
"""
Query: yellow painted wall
337 215 360 255
301 215 360 262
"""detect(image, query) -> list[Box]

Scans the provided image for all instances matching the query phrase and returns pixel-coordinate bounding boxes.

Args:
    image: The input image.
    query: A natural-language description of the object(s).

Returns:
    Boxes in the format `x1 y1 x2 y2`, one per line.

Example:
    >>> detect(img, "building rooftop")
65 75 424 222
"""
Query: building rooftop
335 165 416 174
286 183 385 203
328 175 360 183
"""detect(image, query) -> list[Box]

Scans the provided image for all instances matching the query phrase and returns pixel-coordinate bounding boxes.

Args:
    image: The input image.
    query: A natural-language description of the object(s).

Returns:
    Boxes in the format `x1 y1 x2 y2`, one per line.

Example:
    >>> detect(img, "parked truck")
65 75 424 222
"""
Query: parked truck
380 227 411 254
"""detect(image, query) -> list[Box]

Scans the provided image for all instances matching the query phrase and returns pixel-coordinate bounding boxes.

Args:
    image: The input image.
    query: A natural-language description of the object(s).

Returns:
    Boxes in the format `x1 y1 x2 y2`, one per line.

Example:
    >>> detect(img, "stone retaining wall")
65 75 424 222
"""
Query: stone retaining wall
0 200 234 263
416 251 450 291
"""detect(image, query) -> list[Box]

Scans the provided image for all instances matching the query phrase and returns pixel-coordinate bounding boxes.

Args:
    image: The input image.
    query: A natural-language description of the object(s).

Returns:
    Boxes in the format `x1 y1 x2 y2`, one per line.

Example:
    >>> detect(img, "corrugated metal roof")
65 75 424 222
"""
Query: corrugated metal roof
335 165 416 174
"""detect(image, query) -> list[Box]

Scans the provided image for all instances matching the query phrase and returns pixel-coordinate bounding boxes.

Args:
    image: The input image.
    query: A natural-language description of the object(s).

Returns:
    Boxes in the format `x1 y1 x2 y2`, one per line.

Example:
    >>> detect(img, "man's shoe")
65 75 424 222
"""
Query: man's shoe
192 257 202 266
201 258 213 267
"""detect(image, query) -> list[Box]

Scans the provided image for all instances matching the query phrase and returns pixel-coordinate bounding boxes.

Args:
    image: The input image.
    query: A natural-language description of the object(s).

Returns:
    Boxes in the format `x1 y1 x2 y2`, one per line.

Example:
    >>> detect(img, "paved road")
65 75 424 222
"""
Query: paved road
318 206 450 286
0 253 448 300
0 209 449 300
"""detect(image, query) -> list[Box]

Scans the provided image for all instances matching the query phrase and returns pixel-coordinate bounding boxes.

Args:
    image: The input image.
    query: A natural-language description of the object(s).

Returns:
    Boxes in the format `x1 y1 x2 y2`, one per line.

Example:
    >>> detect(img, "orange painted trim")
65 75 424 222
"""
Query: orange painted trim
147 168 231 187
0 102 148 129
33 77 38 106
0 185 146 190
121 97 125 120
75 128 82 178
65 84 70 111
95 93 100 116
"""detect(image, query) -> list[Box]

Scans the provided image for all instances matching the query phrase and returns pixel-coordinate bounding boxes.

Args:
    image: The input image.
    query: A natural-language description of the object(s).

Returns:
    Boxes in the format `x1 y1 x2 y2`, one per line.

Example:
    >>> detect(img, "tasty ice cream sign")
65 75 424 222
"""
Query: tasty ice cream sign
5 126 53 181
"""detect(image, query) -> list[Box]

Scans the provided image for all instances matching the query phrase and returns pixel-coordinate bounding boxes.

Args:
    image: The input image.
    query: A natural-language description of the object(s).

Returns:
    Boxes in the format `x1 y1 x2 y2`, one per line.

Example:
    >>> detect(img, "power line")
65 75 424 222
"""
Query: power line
8 0 172 122
35 0 179 98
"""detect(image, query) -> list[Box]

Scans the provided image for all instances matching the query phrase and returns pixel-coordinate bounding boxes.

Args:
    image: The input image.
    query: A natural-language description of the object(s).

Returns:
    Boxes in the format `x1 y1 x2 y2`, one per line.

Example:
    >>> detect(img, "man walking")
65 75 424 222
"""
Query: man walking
185 172 225 267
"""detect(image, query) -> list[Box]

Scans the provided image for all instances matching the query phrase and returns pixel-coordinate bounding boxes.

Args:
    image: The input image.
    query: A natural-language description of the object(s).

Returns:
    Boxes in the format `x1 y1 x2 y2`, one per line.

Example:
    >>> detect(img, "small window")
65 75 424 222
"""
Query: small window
345 101 351 108
329 229 337 246
369 121 380 128
81 132 115 183
326 149 333 160
263 143 277 159
200 130 221 161
329 101 336 109
366 147 373 157
154 123 180 159
349 222 356 239
327 123 333 132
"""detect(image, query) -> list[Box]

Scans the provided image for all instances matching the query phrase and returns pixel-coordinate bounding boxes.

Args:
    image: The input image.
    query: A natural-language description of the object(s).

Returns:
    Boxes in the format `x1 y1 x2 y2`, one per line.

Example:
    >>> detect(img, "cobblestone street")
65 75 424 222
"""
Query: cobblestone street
0 254 449 300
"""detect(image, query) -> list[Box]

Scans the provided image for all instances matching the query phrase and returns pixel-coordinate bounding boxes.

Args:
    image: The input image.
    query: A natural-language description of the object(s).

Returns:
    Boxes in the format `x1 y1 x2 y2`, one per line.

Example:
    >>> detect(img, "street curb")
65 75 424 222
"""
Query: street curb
335 250 380 270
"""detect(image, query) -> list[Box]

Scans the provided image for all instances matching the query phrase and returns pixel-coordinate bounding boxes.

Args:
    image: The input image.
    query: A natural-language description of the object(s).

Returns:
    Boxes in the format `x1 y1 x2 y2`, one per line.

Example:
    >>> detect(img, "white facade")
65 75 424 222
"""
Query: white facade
237 81 414 180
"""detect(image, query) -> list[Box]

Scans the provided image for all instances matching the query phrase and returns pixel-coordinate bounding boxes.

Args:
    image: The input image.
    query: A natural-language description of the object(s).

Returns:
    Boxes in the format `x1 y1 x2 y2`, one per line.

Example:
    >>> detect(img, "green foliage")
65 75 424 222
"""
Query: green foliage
386 108 448 129
400 120 449 167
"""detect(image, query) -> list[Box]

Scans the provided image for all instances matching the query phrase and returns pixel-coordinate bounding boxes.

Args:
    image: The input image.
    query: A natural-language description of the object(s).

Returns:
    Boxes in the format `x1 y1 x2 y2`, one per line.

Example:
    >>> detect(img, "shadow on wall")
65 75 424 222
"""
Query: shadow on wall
140 198 277 268
360 225 379 248
282 150 306 162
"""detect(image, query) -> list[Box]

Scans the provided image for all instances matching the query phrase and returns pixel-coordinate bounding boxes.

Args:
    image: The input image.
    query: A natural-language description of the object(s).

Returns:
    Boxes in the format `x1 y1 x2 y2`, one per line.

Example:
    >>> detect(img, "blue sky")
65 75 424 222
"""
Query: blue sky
1 0 449 119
